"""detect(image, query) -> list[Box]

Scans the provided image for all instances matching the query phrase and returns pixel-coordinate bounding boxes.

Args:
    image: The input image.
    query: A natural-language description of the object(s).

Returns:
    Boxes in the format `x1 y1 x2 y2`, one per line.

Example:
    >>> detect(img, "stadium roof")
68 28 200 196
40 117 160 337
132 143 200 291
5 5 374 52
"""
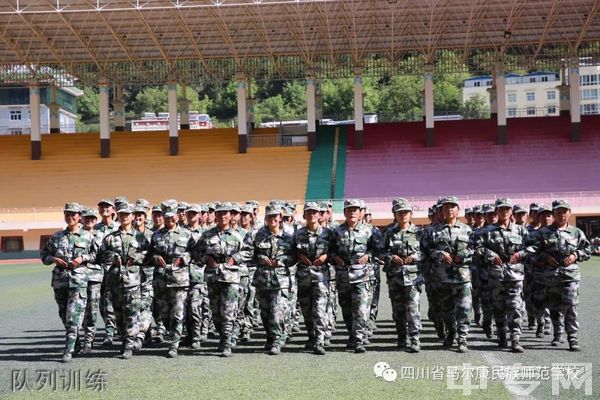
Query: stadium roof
1 0 600 85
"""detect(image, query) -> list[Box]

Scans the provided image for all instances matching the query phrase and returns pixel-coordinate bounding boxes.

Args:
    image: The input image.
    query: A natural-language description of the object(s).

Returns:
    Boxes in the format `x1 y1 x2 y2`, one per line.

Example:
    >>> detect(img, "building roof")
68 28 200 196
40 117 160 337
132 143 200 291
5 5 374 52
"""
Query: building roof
0 0 599 84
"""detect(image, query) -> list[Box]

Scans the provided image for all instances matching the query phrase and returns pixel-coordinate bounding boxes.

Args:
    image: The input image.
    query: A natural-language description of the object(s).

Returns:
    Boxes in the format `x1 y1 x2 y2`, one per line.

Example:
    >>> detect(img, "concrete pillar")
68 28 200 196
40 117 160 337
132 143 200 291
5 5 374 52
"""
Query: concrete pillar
113 85 125 131
424 63 435 147
179 83 190 130
236 72 248 153
247 78 255 132
558 63 570 117
29 82 41 160
569 60 581 142
496 63 507 144
353 67 364 149
99 78 111 158
488 81 498 120
49 86 60 133
168 82 179 155
306 73 317 151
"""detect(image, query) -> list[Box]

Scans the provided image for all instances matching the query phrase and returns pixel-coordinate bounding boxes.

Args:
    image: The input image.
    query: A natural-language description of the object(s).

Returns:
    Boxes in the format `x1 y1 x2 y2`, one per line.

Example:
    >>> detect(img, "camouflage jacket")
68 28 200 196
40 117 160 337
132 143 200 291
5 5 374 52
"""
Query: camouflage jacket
149 226 193 288
331 222 383 284
94 220 119 236
84 229 105 283
534 224 591 282
41 227 97 289
99 228 150 288
239 226 297 290
187 225 206 284
193 226 245 284
477 222 534 282
420 220 473 284
294 225 334 283
381 223 423 286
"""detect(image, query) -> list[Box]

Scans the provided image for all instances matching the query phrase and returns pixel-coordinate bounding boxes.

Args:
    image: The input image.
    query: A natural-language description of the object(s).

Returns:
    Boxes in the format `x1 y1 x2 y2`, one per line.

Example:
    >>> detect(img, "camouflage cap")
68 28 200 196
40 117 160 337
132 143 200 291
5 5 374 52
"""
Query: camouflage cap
199 204 209 213
464 207 473 215
495 197 514 208
359 199 367 210
513 204 527 214
214 202 233 212
161 199 178 209
552 199 571 210
318 201 329 211
327 201 333 208
482 203 497 213
162 203 178 218
537 203 552 213
268 200 284 208
393 199 412 213
344 199 362 209
135 198 151 209
284 202 297 211
529 202 540 212
114 196 128 205
116 203 134 214
230 203 242 213
64 202 82 213
240 204 254 214
364 206 372 215
282 207 293 217
427 207 434 216
245 200 259 209
207 202 216 211
98 198 115 207
440 196 460 207
82 207 96 218
177 201 190 211
264 204 282 216
303 202 321 212
151 205 163 213
392 197 409 207
186 203 202 213
134 205 147 214
472 205 483 214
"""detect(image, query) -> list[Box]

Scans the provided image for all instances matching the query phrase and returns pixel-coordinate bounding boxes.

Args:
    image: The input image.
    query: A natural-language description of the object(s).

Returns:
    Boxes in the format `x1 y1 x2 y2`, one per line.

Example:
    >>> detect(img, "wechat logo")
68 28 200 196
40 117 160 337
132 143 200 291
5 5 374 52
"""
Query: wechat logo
374 361 398 383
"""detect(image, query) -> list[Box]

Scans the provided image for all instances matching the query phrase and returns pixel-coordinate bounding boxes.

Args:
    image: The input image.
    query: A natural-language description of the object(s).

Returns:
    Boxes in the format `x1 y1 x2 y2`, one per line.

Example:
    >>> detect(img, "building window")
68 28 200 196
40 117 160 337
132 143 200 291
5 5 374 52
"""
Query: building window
541 76 549 82
547 106 557 115
526 92 535 102
10 129 22 135
507 93 517 103
474 81 481 87
581 74 599 86
10 110 22 121
527 107 536 116
507 108 517 118
582 89 599 100
547 91 556 100
486 80 493 86
582 104 599 115
1 236 24 252
39 235 53 251
530 77 536 83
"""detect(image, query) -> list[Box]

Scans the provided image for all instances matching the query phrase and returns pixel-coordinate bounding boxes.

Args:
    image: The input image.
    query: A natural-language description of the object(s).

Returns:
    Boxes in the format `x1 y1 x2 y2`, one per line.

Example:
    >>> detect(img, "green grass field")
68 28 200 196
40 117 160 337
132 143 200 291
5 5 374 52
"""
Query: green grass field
1 260 599 399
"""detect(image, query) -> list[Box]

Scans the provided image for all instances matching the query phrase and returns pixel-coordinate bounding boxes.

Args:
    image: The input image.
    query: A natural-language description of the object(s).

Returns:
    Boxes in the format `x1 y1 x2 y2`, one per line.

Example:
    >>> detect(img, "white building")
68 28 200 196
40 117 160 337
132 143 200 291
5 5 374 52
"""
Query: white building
462 66 600 118
0 85 82 135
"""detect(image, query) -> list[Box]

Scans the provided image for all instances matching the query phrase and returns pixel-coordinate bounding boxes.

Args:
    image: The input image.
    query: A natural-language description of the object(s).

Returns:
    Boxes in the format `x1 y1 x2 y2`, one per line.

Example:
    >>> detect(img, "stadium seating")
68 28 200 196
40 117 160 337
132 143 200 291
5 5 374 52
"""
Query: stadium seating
0 129 310 209
344 115 600 199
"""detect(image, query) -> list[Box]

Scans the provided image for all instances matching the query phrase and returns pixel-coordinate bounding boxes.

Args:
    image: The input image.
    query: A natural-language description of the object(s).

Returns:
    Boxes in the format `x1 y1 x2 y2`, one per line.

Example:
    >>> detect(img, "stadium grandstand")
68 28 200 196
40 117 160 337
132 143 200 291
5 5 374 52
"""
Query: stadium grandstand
1 0 600 256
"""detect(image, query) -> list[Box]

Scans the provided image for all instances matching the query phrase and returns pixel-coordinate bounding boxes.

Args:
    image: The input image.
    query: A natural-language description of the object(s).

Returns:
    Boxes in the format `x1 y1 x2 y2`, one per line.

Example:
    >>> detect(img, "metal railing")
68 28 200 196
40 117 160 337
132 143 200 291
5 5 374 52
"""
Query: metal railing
248 133 308 148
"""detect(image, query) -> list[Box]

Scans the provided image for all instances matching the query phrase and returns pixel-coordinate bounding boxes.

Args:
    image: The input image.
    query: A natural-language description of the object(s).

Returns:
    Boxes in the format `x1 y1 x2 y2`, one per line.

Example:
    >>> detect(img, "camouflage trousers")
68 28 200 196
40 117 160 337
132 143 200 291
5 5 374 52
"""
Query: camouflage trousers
100 275 116 338
336 275 371 346
424 272 443 324
439 282 472 344
297 274 330 347
489 279 523 340
284 280 298 340
523 270 536 324
532 278 563 335
185 282 208 344
54 287 88 353
208 282 240 351
387 280 421 341
543 280 579 341
157 287 188 349
325 266 338 339
479 279 493 326
470 265 482 321
231 276 247 342
136 276 154 341
368 264 381 326
257 287 290 348
244 276 258 331
110 284 142 350
83 282 102 346
152 280 167 337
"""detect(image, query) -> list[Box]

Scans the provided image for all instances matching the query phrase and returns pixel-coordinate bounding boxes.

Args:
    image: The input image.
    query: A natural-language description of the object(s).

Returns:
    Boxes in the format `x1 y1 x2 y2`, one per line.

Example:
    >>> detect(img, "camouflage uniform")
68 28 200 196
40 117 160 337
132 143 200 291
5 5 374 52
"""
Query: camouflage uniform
99 206 150 356
193 206 246 355
184 206 207 348
41 203 97 360
240 206 297 354
294 205 334 352
81 209 105 349
135 222 155 344
381 214 424 350
149 212 193 356
331 199 383 352
477 199 534 350
95 210 120 343
421 196 473 351
533 200 591 350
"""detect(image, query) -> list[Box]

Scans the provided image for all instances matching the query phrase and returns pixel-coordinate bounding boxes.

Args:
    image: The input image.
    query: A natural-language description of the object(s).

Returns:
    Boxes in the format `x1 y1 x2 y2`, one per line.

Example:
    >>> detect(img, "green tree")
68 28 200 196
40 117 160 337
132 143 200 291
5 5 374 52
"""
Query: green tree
77 87 99 124
461 94 490 119
377 75 423 121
